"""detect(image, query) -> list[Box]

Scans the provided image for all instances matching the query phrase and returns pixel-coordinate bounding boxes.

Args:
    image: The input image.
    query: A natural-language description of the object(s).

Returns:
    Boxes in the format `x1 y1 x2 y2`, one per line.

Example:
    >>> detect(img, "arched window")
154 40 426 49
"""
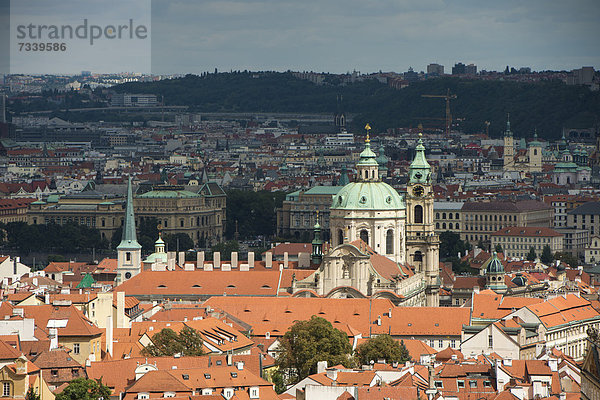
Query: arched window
414 205 423 224
449 222 453 229
442 212 446 219
338 229 344 245
436 223 440 229
360 229 369 245
442 222 446 229
414 251 423 262
386 229 394 255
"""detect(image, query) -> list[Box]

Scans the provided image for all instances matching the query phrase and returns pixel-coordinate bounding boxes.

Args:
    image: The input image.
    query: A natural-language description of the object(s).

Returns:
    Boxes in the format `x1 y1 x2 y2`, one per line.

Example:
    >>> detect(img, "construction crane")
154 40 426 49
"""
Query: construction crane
421 88 457 135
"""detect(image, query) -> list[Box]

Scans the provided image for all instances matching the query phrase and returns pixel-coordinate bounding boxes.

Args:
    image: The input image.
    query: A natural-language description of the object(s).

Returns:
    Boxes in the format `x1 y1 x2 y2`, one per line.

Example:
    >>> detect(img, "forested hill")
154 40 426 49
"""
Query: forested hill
115 72 600 139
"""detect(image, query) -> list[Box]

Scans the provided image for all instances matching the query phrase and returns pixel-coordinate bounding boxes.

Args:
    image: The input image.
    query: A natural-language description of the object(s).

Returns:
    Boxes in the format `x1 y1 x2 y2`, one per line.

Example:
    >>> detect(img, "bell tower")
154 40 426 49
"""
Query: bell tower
503 114 515 171
405 134 439 307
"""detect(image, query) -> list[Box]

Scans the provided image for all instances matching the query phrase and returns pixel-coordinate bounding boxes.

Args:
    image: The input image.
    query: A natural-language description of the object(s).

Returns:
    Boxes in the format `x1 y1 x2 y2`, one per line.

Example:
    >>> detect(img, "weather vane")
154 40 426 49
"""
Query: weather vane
365 123 371 142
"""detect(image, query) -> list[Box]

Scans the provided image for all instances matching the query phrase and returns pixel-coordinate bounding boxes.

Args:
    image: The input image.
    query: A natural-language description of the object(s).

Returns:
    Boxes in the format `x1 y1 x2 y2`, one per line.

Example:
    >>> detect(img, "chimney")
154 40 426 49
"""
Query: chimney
317 361 328 374
49 328 59 350
116 291 125 329
236 361 244 370
388 308 392 318
265 252 273 269
167 251 176 261
377 315 382 326
44 293 50 304
283 252 289 269
231 252 238 269
33 277 38 286
178 251 185 267
326 369 338 381
184 263 194 271
227 353 232 366
106 316 113 356
248 252 254 268
197 251 205 269
167 258 175 270
214 252 221 269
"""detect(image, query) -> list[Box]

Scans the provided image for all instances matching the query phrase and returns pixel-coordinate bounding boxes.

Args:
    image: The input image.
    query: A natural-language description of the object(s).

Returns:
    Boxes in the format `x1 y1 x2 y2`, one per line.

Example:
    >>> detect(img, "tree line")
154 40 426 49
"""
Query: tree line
115 72 600 138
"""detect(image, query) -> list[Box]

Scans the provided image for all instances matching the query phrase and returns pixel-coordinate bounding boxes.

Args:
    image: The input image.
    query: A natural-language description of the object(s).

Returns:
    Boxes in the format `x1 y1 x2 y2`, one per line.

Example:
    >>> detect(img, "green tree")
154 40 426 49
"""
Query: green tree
495 244 503 254
25 387 40 400
211 240 240 261
138 217 160 252
276 316 353 385
355 335 410 365
141 327 204 356
527 246 537 261
55 378 111 400
439 231 469 260
554 251 580 269
541 245 553 265
163 233 195 252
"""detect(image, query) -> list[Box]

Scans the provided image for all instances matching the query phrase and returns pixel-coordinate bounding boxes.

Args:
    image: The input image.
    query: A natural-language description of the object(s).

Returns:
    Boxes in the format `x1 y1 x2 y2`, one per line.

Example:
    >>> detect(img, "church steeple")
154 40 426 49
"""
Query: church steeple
408 134 431 185
116 176 141 282
504 113 512 137
356 124 379 182
118 177 141 250
311 212 323 266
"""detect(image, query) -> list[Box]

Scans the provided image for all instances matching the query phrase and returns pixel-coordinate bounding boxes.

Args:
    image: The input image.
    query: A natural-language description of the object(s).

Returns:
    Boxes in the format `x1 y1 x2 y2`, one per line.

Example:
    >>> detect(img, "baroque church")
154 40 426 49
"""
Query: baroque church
293 130 441 307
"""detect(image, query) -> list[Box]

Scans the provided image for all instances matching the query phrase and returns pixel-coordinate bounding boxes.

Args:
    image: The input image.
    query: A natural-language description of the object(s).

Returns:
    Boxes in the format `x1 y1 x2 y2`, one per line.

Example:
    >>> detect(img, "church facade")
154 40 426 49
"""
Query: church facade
293 132 440 307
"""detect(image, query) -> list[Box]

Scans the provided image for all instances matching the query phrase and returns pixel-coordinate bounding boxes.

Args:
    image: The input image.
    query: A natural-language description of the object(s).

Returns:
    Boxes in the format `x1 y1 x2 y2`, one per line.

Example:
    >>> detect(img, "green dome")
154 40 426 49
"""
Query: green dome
484 252 504 274
331 181 405 210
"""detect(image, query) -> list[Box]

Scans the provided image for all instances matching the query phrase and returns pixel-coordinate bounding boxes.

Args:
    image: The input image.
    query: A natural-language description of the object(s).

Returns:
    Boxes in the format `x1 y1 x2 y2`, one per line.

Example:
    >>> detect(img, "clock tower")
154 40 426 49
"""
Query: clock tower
405 135 440 307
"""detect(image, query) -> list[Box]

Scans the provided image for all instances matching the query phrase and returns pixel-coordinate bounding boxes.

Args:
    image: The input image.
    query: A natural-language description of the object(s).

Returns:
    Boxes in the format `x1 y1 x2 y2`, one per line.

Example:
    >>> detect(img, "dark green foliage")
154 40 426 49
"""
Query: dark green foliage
114 73 600 138
439 231 470 260
137 217 160 252
55 378 111 400
211 240 240 261
495 244 503 253
276 316 353 385
0 222 108 255
270 370 287 394
225 190 287 239
355 335 410 365
163 233 195 252
541 245 554 265
25 387 40 400
141 326 204 356
527 247 537 261
554 251 580 269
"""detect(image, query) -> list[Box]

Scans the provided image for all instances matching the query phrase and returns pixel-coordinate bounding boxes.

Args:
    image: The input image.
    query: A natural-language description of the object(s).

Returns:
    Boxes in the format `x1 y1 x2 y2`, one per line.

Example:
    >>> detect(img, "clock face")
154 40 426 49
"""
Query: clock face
412 185 424 197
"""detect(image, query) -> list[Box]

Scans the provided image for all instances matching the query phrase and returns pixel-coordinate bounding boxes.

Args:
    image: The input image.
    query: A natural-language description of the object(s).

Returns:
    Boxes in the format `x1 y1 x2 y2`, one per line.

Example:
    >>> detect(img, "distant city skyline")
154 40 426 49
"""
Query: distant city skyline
3 0 599 75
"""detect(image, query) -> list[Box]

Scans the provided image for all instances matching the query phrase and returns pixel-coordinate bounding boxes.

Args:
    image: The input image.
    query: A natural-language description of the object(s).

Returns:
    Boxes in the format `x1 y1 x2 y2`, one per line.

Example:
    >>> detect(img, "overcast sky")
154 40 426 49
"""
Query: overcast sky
5 0 600 75
149 0 599 75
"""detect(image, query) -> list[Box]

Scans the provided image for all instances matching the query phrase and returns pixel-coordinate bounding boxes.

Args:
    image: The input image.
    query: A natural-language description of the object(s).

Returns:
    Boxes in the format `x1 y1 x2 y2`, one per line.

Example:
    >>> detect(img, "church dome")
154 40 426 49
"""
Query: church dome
331 181 405 210
485 252 504 274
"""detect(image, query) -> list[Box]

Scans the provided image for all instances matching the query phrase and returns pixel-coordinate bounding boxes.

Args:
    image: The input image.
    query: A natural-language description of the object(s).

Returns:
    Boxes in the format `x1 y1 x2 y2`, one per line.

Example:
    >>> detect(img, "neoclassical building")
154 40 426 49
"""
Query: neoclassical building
293 133 440 306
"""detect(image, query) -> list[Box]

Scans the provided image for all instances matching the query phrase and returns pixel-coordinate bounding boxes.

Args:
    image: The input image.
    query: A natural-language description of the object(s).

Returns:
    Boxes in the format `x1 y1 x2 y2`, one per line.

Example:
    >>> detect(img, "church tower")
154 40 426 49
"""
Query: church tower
503 114 515 171
405 134 440 307
485 252 507 293
116 176 142 283
528 130 543 173
311 212 324 266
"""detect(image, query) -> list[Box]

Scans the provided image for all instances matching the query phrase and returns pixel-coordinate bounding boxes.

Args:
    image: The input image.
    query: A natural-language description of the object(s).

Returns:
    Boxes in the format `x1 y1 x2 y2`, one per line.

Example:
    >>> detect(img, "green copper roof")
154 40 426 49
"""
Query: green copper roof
138 188 200 198
408 137 431 184
529 132 542 147
356 139 378 167
504 114 512 137
485 252 504 274
337 166 350 186
117 176 141 250
304 186 343 195
331 181 405 210
76 273 95 288
376 144 389 169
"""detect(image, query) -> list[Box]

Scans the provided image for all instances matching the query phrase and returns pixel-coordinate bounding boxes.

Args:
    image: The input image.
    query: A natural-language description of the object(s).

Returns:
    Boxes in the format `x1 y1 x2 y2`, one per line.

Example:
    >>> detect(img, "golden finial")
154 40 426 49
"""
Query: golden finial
365 123 371 143
316 210 320 222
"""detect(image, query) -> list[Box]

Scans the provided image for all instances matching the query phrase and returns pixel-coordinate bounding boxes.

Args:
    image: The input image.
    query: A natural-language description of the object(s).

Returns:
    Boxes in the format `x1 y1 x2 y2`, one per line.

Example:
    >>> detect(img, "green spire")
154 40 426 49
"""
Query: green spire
504 113 512 137
408 134 431 184
338 165 350 186
117 176 141 250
